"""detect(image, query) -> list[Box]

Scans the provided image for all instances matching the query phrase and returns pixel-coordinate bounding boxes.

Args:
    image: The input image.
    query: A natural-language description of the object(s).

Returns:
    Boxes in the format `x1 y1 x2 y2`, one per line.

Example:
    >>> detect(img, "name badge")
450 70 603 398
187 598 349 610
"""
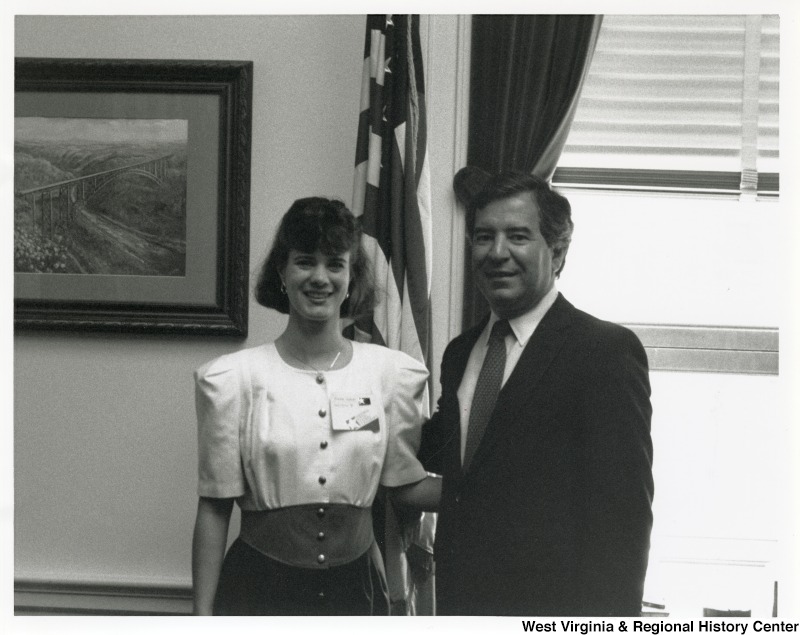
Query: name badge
330 393 380 431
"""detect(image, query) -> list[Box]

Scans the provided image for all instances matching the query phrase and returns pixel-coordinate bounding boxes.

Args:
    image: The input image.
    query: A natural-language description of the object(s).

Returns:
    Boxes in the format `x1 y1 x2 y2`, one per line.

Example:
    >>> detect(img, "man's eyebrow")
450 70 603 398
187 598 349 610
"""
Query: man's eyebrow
497 225 533 235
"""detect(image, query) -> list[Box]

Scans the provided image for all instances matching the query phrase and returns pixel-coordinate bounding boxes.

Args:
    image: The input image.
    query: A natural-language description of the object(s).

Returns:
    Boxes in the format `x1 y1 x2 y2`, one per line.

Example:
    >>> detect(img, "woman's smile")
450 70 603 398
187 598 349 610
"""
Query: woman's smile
304 289 333 300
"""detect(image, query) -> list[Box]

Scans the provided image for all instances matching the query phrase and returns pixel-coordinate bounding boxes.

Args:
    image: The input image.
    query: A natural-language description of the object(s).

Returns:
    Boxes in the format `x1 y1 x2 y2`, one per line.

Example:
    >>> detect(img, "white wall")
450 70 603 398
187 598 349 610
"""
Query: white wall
13 14 369 588
13 14 468 597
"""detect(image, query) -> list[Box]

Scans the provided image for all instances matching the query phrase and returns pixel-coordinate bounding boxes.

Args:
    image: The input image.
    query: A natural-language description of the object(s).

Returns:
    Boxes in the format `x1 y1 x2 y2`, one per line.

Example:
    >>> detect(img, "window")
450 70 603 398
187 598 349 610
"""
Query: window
550 15 785 616
554 14 779 197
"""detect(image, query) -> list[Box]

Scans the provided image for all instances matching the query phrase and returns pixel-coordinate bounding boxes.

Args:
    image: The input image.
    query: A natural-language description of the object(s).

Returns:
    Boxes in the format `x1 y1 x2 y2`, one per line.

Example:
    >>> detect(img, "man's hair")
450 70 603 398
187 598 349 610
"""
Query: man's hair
254 196 375 317
466 170 574 277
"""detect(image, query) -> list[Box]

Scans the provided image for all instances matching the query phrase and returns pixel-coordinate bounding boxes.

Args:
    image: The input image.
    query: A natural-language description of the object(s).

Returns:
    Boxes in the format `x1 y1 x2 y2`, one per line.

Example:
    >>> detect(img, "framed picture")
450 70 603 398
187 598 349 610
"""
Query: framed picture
14 57 252 336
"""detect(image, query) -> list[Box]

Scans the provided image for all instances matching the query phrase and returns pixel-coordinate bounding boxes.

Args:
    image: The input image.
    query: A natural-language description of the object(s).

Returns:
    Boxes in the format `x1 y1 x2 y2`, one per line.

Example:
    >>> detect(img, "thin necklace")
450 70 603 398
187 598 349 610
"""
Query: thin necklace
284 344 343 383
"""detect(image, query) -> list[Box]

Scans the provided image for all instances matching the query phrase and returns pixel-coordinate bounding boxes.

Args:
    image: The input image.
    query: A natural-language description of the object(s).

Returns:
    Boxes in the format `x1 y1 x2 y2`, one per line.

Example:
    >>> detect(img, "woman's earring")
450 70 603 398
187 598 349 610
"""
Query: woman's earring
280 282 286 295
345 292 350 300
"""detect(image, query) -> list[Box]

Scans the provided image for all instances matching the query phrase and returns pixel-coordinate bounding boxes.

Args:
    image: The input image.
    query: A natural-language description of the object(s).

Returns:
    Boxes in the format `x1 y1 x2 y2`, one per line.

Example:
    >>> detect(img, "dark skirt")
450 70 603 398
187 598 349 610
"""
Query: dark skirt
213 538 389 616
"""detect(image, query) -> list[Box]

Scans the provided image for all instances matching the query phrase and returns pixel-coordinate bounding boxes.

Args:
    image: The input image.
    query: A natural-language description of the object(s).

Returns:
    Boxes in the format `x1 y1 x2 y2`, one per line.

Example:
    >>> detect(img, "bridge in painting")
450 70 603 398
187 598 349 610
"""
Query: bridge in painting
17 155 170 239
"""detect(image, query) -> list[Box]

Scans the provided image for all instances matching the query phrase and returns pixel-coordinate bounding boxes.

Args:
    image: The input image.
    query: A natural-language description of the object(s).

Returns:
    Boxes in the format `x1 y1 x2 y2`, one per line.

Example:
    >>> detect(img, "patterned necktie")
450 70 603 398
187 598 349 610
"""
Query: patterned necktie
463 319 511 470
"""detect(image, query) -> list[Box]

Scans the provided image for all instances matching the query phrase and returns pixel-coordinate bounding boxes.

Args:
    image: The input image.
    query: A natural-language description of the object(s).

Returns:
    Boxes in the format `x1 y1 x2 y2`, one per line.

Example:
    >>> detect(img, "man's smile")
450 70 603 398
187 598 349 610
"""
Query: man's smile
483 269 518 280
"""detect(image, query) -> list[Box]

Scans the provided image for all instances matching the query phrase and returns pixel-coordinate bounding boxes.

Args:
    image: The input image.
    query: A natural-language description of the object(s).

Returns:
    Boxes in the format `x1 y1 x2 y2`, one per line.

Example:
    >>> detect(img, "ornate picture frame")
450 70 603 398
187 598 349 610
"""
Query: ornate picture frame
14 57 252 336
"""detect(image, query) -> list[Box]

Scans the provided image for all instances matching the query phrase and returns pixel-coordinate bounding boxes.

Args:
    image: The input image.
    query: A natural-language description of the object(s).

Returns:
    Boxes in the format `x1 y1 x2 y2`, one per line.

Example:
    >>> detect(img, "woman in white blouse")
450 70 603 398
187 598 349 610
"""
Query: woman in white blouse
191 196 440 615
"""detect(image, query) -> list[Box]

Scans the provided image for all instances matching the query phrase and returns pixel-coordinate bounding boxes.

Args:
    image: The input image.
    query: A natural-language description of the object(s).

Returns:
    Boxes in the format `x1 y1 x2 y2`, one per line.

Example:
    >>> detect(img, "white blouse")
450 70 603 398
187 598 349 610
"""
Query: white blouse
194 341 429 511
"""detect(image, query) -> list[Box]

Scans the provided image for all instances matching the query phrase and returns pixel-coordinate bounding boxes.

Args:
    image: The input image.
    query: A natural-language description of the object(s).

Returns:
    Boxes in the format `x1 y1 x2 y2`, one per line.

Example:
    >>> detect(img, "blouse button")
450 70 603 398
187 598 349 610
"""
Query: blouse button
317 554 326 564
318 475 327 485
320 440 328 449
316 375 324 384
317 507 326 518
317 531 325 541
318 408 327 418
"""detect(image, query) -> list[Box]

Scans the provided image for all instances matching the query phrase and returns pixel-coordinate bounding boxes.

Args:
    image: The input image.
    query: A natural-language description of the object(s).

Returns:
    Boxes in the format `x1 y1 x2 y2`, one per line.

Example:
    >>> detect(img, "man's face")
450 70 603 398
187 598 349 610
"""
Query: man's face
471 193 566 320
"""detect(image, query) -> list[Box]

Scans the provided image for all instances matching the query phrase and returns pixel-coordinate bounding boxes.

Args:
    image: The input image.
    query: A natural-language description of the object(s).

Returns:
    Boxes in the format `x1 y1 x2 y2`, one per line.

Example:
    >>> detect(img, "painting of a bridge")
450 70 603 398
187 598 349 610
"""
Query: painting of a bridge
14 117 188 276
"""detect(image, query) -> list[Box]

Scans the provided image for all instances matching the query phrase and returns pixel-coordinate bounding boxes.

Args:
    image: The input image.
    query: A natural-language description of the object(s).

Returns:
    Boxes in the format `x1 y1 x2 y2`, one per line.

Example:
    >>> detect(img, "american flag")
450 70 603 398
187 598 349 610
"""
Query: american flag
351 14 435 616
352 14 432 370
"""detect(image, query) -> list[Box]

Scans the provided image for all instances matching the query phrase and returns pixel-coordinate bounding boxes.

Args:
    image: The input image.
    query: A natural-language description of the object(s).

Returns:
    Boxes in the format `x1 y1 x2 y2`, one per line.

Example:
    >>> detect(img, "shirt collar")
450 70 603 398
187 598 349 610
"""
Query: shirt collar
488 285 559 348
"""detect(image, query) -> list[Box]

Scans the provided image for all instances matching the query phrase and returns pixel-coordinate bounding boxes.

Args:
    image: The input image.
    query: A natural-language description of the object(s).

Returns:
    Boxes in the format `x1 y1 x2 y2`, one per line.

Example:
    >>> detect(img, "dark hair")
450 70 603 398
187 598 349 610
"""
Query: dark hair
254 197 375 317
457 168 574 277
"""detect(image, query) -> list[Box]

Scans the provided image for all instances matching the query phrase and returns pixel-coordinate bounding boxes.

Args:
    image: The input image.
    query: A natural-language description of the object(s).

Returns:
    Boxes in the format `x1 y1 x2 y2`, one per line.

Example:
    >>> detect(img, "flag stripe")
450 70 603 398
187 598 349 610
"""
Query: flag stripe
352 14 431 371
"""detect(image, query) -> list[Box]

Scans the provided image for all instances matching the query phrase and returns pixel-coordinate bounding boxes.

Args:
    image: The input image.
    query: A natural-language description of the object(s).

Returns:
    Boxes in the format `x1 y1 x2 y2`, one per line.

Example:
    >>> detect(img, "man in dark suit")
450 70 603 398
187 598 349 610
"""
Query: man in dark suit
419 171 653 616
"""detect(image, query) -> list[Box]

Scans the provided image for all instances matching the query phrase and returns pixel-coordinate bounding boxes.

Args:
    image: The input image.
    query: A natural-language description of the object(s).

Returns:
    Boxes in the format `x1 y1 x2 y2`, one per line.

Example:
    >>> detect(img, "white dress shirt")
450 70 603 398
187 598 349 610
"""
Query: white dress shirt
456 285 559 462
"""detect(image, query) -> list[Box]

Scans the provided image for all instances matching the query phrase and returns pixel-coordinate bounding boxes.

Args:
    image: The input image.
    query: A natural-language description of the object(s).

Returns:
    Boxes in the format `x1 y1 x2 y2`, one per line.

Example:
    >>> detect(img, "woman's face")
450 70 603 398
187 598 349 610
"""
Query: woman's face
281 248 351 323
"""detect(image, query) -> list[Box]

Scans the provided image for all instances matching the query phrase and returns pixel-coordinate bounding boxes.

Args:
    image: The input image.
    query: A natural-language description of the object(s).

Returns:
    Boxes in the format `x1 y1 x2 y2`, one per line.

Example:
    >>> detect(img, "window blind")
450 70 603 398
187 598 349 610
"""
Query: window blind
554 14 779 196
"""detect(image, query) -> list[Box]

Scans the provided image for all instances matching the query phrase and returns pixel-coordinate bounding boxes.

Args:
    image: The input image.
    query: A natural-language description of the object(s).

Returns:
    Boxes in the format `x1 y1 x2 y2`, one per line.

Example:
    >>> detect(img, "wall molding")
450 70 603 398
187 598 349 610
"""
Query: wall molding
447 14 471 345
14 579 192 616
627 324 779 375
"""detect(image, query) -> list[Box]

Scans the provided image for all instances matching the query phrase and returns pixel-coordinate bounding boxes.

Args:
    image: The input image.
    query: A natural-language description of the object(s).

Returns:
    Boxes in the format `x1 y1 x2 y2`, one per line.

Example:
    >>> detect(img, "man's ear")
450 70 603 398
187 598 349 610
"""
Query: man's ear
552 244 569 278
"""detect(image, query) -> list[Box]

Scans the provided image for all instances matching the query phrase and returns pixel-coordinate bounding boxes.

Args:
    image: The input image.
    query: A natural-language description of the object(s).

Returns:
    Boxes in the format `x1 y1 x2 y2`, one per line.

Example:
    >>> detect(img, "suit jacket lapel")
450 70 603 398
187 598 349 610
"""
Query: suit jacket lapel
464 294 576 475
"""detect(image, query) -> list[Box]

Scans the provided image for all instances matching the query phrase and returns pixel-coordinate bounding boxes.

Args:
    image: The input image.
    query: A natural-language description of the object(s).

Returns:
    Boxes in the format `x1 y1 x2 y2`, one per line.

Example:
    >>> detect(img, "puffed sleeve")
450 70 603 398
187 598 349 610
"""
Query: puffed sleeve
194 355 246 499
379 350 430 487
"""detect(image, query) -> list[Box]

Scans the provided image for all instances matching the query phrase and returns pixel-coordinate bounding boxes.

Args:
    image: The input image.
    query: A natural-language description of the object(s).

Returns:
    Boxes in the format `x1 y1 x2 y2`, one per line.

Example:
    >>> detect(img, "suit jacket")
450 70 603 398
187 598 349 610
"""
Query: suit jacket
419 294 654 616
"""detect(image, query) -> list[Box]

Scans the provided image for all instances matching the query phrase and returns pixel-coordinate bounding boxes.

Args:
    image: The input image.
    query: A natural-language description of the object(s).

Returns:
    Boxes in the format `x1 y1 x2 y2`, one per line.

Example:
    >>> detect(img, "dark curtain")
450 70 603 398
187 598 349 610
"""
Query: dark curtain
462 14 602 329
